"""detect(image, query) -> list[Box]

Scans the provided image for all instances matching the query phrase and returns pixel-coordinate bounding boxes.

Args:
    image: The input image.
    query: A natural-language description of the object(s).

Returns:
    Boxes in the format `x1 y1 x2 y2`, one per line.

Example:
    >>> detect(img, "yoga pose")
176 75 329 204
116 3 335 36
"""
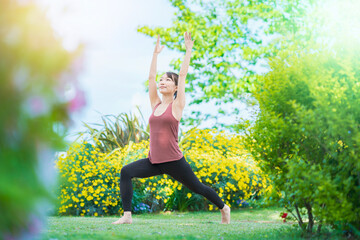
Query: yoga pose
112 32 231 224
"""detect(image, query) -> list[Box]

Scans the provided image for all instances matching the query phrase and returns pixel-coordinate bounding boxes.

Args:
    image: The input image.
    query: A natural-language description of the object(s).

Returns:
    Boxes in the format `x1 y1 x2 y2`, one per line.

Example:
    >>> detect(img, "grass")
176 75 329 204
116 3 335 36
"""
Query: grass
40 207 341 240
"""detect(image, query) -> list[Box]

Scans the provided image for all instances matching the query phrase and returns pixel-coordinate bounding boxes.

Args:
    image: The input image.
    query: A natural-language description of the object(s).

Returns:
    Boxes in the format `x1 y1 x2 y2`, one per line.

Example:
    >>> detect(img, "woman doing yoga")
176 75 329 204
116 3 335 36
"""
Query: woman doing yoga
112 32 231 224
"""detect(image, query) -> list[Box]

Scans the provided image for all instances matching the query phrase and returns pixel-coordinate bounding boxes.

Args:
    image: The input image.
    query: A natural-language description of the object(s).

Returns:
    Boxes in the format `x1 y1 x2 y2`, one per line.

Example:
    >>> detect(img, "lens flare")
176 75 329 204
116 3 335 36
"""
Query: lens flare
316 0 360 48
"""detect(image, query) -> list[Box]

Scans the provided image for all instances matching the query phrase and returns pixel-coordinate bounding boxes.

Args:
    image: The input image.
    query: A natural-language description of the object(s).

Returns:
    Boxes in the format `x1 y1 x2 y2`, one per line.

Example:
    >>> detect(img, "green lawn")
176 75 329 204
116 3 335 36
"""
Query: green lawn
40 207 339 239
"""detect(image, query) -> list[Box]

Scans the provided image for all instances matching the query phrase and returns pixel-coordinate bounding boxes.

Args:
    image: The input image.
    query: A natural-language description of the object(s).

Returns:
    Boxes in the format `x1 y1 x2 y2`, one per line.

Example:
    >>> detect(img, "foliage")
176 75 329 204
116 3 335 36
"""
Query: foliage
72 105 150 153
70 107 203 159
138 0 316 129
241 45 360 237
0 0 84 238
55 128 272 216
55 140 123 217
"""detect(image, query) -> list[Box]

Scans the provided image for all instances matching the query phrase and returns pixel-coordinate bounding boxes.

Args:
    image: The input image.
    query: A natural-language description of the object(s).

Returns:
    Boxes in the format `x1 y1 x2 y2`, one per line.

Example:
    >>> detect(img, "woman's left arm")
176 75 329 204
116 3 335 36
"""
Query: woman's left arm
176 32 194 107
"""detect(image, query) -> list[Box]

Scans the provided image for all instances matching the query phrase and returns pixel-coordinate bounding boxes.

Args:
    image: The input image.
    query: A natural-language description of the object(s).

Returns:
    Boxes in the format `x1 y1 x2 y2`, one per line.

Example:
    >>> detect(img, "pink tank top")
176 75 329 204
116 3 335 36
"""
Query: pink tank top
147 101 184 164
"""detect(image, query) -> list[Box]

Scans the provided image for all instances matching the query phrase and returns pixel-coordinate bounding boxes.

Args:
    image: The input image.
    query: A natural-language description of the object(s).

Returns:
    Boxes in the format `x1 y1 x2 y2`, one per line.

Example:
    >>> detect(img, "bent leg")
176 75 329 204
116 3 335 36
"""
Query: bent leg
159 157 225 209
120 158 162 211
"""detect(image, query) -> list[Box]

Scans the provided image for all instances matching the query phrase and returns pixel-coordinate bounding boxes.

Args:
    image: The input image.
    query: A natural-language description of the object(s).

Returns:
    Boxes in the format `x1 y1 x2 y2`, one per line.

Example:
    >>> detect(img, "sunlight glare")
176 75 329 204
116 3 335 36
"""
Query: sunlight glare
319 0 360 48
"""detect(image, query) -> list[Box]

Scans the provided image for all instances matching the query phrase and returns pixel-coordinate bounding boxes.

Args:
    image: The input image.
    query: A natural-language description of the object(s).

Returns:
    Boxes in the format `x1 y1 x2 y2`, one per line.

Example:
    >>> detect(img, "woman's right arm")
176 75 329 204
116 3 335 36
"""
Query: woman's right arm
149 35 164 109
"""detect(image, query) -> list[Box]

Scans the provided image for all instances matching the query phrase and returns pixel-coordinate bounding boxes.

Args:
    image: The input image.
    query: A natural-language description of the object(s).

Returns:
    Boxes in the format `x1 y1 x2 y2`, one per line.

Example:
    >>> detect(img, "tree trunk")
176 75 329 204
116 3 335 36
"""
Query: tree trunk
305 202 314 233
295 203 304 229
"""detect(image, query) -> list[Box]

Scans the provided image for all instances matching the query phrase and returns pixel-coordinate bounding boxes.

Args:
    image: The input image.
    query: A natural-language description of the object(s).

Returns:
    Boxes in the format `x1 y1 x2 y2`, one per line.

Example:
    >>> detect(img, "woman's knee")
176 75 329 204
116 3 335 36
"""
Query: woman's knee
120 165 132 179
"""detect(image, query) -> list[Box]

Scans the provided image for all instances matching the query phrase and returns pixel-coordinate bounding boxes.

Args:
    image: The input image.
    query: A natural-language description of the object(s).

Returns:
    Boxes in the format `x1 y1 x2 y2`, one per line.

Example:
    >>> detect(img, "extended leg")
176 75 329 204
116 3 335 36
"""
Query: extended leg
159 157 225 209
159 157 230 224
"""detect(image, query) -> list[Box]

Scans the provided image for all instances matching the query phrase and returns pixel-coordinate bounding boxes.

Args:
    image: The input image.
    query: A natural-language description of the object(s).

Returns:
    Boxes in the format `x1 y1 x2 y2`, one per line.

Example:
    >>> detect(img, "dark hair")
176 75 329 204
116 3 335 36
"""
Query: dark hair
166 71 179 99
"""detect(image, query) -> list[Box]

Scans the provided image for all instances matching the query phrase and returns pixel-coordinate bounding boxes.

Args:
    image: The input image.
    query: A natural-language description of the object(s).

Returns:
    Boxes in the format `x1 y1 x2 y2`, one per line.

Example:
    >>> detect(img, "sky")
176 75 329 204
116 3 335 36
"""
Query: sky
35 0 257 144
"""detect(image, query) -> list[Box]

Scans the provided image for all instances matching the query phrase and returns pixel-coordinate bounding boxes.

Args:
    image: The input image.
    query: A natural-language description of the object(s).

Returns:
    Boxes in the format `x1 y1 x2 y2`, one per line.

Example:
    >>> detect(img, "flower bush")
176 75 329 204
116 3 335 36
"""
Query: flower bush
55 128 272 216
55 139 124 216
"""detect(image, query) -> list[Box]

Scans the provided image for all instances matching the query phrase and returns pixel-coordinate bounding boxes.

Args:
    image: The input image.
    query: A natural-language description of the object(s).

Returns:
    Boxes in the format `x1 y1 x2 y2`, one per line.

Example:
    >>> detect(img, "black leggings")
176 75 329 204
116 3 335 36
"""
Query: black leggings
120 156 225 211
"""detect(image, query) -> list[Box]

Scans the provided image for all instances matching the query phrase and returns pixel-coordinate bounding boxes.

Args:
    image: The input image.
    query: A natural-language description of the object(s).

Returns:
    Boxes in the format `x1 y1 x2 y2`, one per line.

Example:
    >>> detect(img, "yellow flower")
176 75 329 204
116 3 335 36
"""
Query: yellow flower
80 203 85 207
209 205 213 211
94 212 98 216
56 128 271 217
72 196 79 202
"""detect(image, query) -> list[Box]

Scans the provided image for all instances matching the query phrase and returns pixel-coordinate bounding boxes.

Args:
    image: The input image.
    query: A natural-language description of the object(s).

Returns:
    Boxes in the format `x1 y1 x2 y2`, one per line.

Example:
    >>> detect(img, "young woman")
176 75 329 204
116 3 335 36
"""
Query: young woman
112 32 231 224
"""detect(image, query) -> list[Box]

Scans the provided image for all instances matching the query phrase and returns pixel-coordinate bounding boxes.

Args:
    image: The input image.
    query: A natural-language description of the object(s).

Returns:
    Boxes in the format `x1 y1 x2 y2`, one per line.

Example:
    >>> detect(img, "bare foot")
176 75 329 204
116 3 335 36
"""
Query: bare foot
111 211 132 224
220 204 230 224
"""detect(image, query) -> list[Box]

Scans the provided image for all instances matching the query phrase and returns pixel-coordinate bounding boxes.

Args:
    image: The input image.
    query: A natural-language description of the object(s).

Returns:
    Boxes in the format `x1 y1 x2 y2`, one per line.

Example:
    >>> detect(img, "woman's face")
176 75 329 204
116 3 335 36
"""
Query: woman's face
158 73 177 94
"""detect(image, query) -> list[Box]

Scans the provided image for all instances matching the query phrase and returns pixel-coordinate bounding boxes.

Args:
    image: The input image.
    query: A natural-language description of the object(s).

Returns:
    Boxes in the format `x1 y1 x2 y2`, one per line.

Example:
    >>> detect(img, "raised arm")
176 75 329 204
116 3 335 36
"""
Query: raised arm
149 35 165 109
175 32 195 107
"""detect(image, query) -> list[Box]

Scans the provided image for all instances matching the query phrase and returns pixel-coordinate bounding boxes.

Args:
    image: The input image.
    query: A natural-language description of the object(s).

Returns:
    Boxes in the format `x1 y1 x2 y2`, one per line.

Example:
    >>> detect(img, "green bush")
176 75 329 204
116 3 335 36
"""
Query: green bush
241 46 360 237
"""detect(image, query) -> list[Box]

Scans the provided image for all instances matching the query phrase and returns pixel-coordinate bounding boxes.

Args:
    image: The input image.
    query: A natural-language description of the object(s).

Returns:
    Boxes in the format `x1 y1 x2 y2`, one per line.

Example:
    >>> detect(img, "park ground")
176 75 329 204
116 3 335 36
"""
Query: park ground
40 207 340 240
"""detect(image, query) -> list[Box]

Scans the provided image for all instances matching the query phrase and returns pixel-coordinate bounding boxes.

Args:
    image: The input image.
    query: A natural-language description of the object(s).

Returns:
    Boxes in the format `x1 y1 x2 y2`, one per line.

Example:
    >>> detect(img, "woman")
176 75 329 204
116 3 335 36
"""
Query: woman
112 32 231 224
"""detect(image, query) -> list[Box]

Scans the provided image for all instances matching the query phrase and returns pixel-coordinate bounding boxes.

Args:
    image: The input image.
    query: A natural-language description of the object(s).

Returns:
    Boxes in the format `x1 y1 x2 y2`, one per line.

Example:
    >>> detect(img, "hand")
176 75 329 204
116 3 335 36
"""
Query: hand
154 34 165 54
184 31 194 51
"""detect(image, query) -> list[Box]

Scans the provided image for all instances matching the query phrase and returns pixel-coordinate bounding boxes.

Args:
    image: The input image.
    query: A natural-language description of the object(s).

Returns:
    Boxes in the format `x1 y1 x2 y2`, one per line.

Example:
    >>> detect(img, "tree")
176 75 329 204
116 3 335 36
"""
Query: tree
138 0 315 130
242 42 360 237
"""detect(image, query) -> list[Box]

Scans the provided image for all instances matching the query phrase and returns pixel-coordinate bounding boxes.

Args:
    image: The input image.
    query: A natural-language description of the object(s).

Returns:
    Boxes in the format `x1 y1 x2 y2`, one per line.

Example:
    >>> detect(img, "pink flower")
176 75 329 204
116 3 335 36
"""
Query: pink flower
68 87 86 113
23 95 49 117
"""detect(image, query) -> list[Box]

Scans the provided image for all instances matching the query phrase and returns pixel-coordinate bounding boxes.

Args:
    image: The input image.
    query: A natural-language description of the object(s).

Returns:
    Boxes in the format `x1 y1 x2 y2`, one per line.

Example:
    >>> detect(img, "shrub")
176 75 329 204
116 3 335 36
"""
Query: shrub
55 128 272 216
241 47 360 236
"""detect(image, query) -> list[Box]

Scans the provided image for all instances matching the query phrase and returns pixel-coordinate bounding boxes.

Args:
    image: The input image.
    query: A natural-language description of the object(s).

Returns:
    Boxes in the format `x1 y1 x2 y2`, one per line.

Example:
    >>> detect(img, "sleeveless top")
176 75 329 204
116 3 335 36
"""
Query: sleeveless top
147 101 184 164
